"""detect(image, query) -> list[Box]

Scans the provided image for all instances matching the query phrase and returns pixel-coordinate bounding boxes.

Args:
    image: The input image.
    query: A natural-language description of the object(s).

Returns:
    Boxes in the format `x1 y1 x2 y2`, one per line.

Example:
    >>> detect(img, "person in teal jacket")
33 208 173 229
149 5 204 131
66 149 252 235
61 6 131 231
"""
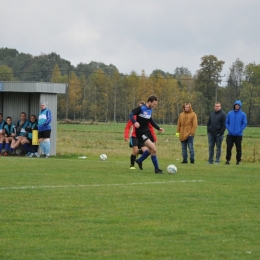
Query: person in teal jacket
10 112 29 154
21 114 39 157
3 116 16 156
225 100 247 165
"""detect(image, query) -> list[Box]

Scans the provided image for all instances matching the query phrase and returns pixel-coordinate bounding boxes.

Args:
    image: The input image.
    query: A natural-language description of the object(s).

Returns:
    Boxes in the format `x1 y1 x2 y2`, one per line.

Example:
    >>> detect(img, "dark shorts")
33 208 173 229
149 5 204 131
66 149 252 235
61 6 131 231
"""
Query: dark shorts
38 130 51 139
129 137 145 149
136 131 154 143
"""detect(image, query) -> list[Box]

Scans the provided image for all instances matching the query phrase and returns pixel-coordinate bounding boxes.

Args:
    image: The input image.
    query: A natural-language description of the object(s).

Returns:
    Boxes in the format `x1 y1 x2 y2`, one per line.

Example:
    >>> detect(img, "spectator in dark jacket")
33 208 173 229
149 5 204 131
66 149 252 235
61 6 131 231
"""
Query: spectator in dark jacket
207 102 226 164
225 100 247 165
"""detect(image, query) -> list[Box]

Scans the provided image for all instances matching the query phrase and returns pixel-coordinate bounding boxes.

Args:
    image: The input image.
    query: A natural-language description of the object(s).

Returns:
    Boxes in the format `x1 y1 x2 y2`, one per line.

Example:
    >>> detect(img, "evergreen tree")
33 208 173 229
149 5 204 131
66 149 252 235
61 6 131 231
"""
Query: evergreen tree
194 55 225 115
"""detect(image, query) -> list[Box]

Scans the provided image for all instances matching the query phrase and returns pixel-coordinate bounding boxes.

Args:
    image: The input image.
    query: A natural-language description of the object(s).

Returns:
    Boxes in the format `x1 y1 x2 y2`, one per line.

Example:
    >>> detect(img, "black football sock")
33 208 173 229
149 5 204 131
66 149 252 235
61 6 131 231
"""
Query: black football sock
131 154 136 166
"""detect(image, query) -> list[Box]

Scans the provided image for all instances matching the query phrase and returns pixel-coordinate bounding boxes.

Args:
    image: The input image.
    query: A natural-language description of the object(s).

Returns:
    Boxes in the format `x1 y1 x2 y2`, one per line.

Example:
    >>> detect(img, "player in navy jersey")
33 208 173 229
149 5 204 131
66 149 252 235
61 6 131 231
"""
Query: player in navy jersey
129 95 164 174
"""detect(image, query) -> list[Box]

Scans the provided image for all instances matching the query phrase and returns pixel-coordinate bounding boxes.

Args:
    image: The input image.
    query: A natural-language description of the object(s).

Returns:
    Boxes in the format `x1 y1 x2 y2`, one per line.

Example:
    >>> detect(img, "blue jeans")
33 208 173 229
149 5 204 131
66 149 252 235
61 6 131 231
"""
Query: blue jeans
181 136 194 162
208 134 224 163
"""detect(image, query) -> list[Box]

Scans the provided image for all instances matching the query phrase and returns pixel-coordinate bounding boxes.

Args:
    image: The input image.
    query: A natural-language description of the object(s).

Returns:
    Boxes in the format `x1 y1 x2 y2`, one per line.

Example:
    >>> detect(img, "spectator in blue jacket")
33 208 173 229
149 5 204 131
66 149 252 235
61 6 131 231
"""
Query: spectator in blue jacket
38 102 52 158
225 100 247 165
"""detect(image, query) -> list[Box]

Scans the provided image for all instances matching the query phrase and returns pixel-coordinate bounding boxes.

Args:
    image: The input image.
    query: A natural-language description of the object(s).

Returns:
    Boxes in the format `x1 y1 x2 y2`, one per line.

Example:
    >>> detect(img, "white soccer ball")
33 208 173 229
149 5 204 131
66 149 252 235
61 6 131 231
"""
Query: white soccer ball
167 164 177 174
100 154 108 161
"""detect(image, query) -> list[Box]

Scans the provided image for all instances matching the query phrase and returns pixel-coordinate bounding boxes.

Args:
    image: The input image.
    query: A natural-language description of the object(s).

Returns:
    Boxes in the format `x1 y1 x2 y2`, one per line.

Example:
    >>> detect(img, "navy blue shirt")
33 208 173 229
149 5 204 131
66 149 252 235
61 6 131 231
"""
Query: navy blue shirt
129 105 160 136
207 110 226 136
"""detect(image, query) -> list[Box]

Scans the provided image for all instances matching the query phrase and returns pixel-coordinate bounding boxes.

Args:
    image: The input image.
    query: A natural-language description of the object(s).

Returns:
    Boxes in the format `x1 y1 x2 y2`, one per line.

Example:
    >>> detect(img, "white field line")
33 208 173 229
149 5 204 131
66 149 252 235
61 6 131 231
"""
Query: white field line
0 180 205 191
1 157 125 163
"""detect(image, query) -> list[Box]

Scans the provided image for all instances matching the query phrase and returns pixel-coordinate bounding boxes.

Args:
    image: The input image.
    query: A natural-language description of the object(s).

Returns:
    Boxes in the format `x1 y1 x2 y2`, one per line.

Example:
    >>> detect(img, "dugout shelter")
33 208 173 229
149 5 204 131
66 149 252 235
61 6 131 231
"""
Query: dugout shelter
0 81 66 156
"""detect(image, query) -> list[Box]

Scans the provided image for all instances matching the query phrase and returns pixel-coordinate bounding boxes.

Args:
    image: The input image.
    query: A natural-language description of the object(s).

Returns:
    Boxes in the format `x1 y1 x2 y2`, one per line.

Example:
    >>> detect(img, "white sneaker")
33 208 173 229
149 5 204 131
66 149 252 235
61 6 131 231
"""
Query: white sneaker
34 152 40 158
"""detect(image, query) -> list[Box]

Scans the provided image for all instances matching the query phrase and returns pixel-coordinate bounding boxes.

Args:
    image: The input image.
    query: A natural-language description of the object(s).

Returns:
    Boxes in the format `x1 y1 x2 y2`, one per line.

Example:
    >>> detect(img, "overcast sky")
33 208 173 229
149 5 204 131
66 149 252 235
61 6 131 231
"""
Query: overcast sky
1 0 260 78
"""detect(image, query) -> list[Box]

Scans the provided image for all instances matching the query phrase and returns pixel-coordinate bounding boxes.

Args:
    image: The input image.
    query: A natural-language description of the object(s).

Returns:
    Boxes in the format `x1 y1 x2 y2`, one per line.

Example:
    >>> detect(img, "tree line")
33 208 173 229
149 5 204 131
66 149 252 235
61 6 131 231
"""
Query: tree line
1 48 260 125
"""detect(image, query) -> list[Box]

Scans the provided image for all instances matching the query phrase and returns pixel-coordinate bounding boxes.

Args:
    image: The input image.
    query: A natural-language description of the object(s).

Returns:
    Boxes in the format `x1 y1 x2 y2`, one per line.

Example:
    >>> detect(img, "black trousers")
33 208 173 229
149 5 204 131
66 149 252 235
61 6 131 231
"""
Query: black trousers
226 135 243 162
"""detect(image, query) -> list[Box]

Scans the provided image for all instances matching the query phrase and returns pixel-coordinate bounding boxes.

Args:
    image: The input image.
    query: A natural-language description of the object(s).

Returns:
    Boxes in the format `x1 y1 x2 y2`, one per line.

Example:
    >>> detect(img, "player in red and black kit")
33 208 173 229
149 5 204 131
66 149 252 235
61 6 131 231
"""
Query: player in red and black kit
129 95 164 174
124 101 157 169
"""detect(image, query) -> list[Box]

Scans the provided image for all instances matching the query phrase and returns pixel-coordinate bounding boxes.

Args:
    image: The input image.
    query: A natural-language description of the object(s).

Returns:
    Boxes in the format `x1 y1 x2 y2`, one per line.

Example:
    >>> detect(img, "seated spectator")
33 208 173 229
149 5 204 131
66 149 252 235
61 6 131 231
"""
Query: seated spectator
3 116 16 156
21 115 39 157
0 113 6 155
11 112 29 153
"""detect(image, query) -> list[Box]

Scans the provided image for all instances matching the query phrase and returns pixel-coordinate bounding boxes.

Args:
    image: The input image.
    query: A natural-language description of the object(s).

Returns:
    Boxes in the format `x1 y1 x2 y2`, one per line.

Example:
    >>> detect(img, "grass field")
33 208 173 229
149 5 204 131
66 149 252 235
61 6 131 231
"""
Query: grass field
0 123 260 259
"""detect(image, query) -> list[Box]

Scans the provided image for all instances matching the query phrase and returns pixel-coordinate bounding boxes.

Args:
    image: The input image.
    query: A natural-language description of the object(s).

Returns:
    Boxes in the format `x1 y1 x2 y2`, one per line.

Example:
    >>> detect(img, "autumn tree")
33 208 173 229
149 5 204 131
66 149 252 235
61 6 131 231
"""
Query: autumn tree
52 64 68 119
163 76 181 124
137 70 153 101
68 72 82 120
0 65 15 81
86 72 98 121
51 64 62 83
124 71 140 113
240 63 260 125
190 91 208 125
87 69 112 121
110 69 122 122
149 72 167 123
79 75 87 119
173 67 193 91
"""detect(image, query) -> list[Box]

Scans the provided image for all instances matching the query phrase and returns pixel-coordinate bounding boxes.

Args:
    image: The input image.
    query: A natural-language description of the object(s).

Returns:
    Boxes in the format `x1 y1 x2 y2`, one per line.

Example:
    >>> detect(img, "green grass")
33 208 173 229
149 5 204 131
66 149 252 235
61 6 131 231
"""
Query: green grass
0 123 260 259
57 123 260 162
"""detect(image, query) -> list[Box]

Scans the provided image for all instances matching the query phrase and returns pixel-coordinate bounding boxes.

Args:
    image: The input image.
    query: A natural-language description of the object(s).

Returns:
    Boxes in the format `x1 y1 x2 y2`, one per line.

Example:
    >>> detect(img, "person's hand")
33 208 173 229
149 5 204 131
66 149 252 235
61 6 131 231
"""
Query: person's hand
124 138 129 142
159 128 164 133
134 122 140 128
175 133 180 138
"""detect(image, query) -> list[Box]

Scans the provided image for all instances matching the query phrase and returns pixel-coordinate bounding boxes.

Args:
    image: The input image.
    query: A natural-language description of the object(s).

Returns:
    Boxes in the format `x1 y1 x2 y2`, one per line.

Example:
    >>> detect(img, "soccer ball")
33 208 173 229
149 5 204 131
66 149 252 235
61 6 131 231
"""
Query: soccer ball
167 164 177 174
100 154 108 161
